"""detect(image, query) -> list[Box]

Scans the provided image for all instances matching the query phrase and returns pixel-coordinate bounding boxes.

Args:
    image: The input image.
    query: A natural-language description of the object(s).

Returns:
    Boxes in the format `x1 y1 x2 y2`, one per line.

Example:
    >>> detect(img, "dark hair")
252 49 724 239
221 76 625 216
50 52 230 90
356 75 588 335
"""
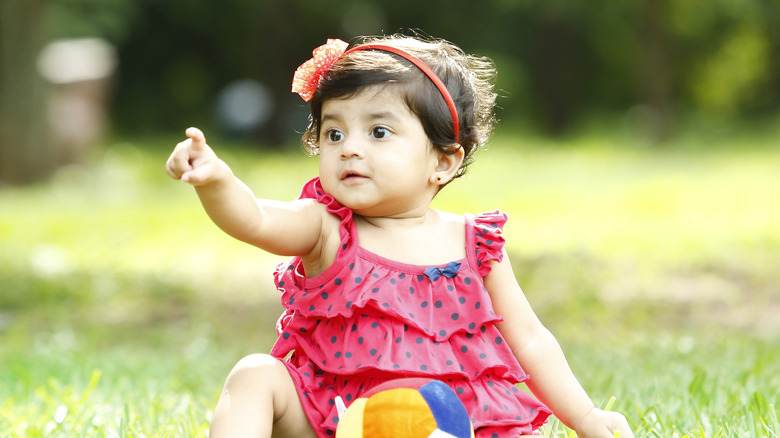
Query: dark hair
301 34 497 180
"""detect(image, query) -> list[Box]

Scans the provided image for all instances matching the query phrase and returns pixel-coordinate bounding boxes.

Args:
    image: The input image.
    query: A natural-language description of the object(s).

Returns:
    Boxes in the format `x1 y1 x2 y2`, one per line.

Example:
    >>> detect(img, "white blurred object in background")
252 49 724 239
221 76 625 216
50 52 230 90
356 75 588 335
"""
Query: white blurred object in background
37 38 118 163
215 79 274 137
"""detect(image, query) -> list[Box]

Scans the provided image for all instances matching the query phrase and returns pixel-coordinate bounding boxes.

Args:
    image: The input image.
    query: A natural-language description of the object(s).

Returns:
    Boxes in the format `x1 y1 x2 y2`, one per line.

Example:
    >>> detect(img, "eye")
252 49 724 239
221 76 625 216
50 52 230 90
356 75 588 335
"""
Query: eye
370 126 392 139
326 129 344 143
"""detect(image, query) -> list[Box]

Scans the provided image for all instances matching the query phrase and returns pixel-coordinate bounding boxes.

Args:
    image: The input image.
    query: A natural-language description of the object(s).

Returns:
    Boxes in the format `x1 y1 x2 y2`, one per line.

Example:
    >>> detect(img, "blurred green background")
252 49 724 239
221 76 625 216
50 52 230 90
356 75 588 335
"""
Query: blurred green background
2 0 780 182
1 0 779 436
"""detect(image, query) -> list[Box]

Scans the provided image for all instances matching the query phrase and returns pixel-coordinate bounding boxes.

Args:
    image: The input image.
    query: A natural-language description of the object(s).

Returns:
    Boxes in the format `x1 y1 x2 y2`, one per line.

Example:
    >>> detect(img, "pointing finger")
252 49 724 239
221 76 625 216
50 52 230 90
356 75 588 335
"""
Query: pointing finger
186 127 207 151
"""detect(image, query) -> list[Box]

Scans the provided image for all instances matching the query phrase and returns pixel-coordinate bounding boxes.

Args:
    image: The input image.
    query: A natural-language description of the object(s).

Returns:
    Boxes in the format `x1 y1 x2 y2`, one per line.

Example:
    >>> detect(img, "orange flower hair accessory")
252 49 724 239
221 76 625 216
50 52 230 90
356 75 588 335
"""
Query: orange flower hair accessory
292 38 349 102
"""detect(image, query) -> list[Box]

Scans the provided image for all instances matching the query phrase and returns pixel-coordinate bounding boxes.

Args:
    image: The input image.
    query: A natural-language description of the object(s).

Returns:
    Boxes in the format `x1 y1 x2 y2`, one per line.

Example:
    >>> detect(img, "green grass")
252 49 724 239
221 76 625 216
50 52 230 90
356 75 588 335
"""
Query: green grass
1 130 778 437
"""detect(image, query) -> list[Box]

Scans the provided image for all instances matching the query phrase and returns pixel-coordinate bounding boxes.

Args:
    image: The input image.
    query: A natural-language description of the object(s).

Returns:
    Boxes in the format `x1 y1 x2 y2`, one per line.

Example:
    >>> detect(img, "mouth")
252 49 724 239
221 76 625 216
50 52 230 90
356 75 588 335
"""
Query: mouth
340 170 368 181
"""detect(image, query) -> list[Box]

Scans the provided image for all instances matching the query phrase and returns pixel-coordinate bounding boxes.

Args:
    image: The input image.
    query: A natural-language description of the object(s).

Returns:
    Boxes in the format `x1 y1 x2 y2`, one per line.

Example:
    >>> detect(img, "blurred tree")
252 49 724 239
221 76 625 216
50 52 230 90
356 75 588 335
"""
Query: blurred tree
0 0 51 184
638 0 674 140
672 0 776 119
524 2 590 134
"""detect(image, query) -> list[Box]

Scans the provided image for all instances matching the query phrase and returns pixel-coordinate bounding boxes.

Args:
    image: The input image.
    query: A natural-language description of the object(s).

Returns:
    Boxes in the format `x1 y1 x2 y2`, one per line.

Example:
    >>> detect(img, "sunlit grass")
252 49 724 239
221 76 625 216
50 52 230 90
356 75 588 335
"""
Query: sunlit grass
1 130 778 436
438 133 780 272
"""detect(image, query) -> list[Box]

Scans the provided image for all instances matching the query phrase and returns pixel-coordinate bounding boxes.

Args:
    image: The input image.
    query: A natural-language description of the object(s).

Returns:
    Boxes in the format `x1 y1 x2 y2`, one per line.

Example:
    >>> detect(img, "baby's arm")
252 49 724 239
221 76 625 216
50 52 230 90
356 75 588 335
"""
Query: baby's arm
166 127 324 257
484 252 633 438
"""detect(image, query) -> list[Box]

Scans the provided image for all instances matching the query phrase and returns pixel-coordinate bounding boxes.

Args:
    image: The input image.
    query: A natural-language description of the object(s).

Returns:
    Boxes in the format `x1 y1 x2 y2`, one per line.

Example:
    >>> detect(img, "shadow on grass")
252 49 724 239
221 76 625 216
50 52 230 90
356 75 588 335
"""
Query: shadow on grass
512 251 780 341
3 246 777 359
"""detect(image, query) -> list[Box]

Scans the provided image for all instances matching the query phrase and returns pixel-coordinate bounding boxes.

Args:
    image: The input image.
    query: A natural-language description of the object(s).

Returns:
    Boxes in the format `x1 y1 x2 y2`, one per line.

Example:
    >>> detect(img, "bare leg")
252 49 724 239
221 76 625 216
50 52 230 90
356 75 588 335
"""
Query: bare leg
209 354 317 438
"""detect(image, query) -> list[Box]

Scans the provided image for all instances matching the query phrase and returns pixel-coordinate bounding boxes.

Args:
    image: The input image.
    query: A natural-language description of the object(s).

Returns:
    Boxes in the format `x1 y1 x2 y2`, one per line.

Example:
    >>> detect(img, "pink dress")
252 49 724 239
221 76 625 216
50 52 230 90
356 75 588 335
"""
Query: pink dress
271 178 551 437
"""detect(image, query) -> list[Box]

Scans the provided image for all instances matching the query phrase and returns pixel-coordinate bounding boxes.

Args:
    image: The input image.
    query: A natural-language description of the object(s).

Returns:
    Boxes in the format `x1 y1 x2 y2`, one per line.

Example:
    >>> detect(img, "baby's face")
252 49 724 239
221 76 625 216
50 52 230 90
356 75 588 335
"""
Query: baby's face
317 85 439 217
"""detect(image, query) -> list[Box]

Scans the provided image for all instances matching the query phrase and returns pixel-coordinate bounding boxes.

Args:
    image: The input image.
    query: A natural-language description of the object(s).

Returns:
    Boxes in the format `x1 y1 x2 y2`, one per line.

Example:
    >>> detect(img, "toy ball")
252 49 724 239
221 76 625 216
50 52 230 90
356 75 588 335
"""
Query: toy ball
336 378 474 438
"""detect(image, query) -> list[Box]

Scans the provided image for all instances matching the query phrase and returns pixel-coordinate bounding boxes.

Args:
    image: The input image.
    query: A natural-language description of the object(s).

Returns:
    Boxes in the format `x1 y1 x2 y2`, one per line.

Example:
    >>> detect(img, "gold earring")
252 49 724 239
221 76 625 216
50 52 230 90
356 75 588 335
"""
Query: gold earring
436 176 442 183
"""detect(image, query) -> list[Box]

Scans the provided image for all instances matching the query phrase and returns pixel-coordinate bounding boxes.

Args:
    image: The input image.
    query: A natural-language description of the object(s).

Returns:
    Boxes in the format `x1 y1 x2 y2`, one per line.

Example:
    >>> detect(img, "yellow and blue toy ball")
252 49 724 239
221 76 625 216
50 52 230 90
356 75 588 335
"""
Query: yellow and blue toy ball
336 378 475 438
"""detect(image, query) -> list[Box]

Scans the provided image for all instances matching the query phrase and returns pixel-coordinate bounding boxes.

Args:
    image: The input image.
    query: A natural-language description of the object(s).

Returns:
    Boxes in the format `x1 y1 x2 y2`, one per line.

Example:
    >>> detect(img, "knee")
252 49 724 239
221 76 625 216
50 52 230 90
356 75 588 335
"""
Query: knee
224 354 281 389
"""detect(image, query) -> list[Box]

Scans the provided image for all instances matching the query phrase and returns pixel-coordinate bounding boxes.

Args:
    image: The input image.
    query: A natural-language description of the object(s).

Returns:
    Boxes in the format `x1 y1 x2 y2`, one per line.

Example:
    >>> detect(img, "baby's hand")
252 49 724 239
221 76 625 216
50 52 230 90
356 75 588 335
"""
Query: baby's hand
166 127 230 186
574 408 634 438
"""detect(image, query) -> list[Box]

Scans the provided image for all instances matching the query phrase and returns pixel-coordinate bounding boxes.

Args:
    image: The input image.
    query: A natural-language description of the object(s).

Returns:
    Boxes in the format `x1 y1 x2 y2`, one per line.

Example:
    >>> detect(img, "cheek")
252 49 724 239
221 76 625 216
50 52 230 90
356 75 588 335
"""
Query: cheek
318 162 335 194
318 156 332 176
318 153 340 184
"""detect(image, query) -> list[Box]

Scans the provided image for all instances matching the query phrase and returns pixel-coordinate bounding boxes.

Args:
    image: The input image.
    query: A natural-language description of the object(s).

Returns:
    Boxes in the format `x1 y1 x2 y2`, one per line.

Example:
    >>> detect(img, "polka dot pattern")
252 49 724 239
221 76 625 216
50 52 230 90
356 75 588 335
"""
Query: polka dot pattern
270 178 550 437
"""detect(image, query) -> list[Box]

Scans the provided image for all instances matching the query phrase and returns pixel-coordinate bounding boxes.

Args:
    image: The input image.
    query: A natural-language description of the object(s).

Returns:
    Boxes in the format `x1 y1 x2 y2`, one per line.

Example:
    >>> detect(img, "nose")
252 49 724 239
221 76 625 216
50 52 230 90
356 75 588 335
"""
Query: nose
340 135 364 159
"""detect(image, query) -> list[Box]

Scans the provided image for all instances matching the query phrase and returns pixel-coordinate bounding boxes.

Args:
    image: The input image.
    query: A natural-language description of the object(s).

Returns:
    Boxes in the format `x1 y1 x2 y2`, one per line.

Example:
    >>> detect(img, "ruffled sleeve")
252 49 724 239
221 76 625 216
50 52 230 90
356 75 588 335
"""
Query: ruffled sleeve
297 177 353 245
467 210 508 277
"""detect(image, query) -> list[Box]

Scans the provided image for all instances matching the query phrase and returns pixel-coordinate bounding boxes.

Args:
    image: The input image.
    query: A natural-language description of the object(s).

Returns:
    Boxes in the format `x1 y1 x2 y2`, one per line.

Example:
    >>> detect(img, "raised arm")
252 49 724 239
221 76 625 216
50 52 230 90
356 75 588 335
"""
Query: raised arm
483 251 633 438
166 127 324 257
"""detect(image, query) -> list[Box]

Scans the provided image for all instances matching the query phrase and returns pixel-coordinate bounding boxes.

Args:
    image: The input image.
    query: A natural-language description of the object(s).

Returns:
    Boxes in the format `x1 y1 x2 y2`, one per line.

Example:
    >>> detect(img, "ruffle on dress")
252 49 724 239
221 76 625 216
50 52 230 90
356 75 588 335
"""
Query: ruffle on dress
270 178 551 437
469 210 507 277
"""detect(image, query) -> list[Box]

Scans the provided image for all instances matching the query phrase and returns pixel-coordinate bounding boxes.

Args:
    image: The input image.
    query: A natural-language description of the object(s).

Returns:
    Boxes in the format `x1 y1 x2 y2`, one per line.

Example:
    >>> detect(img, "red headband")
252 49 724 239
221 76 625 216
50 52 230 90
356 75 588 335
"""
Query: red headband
292 39 460 144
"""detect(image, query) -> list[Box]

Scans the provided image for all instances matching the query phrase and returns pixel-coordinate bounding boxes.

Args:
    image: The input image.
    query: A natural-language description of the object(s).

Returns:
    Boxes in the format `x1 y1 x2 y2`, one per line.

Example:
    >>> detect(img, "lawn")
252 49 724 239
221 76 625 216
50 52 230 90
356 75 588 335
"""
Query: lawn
1 129 778 437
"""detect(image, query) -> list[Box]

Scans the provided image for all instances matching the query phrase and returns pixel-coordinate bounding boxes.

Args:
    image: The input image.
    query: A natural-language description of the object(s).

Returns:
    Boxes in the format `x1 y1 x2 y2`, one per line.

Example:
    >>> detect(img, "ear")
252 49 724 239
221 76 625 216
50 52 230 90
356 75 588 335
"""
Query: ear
430 146 465 186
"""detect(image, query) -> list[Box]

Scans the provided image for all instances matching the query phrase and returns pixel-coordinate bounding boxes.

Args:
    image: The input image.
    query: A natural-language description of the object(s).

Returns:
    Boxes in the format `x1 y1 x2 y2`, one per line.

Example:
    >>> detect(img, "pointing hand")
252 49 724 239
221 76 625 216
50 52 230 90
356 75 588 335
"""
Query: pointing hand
166 127 230 186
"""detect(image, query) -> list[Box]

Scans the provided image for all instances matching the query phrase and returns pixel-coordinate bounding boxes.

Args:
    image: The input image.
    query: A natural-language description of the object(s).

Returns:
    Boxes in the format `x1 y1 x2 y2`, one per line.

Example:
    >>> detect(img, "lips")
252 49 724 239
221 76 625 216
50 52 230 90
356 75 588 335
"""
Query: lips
340 169 368 180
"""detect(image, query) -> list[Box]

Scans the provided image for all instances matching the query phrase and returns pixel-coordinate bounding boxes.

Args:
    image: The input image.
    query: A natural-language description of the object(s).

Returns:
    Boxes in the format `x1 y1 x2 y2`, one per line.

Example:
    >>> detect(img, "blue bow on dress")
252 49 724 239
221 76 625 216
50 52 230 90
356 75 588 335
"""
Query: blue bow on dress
423 261 462 281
